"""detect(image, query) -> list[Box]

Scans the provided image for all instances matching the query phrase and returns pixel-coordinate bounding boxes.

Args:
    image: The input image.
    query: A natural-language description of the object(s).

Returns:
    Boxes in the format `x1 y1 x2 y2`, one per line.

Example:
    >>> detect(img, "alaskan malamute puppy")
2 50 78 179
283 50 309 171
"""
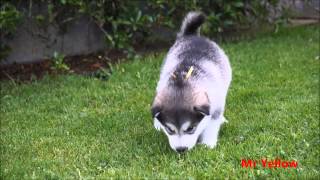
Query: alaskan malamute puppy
151 12 232 153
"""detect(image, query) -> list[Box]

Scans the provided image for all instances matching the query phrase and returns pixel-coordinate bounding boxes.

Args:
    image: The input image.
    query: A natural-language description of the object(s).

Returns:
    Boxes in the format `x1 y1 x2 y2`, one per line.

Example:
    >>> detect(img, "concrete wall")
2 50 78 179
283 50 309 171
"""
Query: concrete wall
289 0 319 19
2 16 107 65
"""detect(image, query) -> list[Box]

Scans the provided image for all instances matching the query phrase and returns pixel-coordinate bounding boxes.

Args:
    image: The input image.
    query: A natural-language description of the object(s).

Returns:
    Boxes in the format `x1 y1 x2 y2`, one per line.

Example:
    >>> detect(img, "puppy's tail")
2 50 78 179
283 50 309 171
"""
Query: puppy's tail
177 11 206 38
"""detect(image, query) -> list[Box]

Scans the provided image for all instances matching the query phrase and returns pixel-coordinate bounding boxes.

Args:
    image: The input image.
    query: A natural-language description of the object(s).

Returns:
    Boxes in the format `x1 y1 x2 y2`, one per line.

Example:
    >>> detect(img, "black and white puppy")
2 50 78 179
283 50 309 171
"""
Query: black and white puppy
151 12 232 153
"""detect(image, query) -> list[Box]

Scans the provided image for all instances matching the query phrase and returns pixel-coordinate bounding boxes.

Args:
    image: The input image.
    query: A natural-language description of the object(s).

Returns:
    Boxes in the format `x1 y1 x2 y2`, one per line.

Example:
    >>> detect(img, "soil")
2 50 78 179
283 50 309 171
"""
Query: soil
0 42 169 82
0 51 119 82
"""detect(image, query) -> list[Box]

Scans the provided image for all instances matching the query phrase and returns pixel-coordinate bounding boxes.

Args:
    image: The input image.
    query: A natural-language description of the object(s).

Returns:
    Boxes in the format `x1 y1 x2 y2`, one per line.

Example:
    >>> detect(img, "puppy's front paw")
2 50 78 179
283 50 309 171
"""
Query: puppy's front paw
200 140 217 149
199 127 219 149
153 119 161 131
222 116 229 124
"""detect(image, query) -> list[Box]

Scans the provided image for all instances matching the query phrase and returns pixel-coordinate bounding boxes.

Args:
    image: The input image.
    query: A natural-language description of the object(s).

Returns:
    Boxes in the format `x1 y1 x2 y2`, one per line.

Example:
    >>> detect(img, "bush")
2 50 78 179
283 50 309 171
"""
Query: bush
0 2 22 60
1 0 281 58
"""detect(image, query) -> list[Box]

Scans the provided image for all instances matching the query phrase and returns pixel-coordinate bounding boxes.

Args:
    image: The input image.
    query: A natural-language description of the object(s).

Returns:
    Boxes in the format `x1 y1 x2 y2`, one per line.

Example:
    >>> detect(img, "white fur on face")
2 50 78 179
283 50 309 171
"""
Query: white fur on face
180 121 191 132
157 115 211 151
153 118 162 131
167 134 197 151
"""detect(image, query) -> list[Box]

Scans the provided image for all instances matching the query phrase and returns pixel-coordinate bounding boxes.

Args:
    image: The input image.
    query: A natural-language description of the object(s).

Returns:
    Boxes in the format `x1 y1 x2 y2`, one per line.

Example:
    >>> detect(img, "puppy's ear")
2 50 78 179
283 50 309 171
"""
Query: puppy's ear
151 105 161 118
193 90 210 113
194 104 210 116
151 89 166 118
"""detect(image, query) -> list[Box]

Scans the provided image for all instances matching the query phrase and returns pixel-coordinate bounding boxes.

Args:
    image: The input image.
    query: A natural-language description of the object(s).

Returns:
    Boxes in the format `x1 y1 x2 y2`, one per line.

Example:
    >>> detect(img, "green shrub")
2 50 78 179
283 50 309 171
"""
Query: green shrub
0 3 21 36
0 2 22 60
51 51 69 72
1 0 281 59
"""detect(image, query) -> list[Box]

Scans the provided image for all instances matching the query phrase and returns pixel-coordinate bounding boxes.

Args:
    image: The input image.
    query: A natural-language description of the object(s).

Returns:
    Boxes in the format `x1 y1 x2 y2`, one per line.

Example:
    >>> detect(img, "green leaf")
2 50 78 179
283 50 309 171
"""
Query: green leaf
233 2 244 8
136 10 142 21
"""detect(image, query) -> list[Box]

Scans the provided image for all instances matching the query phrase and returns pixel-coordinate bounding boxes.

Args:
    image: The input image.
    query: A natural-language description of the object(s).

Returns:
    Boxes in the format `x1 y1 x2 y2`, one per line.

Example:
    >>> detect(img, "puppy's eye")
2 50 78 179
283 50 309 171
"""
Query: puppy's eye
184 126 196 134
165 126 176 135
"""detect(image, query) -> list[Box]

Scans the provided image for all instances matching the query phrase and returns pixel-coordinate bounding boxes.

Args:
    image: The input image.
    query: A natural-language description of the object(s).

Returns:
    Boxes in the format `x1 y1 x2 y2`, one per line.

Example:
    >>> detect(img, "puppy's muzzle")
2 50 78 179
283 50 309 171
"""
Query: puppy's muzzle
176 147 188 153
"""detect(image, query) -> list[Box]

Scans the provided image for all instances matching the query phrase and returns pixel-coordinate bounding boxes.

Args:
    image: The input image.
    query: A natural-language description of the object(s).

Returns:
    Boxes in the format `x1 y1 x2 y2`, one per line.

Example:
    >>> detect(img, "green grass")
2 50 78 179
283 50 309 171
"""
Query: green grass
1 25 319 179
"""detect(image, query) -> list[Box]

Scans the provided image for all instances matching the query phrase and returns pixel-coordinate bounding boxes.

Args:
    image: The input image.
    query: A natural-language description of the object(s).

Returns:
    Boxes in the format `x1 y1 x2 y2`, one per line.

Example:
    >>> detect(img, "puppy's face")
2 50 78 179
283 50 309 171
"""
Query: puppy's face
151 88 210 153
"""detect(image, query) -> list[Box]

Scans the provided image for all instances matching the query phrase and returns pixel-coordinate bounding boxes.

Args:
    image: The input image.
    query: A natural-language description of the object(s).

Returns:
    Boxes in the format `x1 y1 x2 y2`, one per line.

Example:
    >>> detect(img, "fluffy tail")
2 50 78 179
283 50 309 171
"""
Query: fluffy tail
177 11 206 38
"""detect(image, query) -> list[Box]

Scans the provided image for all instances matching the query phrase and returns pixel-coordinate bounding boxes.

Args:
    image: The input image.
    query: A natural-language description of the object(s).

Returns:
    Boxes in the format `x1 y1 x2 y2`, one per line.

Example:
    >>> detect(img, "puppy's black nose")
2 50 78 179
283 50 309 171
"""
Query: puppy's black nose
176 147 187 153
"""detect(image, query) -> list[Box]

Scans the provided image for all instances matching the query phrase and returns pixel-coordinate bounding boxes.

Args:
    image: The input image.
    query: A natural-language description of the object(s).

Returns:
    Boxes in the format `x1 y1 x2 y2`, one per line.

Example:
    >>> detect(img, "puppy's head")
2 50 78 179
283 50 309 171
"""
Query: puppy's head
151 87 210 153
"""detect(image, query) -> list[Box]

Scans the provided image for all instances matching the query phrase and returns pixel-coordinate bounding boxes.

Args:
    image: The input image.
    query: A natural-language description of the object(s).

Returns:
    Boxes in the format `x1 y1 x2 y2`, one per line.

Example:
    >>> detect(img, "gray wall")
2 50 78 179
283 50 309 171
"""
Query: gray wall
2 16 107 65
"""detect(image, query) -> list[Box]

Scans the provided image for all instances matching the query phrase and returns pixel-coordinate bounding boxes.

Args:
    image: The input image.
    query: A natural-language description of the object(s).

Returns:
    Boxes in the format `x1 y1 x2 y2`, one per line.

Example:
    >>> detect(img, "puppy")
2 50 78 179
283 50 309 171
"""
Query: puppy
151 12 232 153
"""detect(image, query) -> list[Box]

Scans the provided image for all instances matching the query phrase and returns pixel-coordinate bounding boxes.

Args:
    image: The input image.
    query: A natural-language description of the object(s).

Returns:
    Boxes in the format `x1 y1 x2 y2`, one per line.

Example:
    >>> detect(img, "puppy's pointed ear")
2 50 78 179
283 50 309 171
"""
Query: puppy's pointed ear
194 104 210 116
193 90 210 115
151 89 166 118
151 105 161 118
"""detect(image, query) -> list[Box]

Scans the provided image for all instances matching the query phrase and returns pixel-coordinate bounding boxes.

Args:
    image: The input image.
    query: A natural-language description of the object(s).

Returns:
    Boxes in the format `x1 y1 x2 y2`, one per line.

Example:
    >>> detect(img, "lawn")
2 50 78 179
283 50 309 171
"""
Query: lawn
1 25 319 179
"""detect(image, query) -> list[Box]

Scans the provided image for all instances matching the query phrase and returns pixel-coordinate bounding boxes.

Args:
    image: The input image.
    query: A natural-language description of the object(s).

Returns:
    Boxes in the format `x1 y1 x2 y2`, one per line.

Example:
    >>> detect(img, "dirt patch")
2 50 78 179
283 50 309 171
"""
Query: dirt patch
0 43 168 82
0 50 121 82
